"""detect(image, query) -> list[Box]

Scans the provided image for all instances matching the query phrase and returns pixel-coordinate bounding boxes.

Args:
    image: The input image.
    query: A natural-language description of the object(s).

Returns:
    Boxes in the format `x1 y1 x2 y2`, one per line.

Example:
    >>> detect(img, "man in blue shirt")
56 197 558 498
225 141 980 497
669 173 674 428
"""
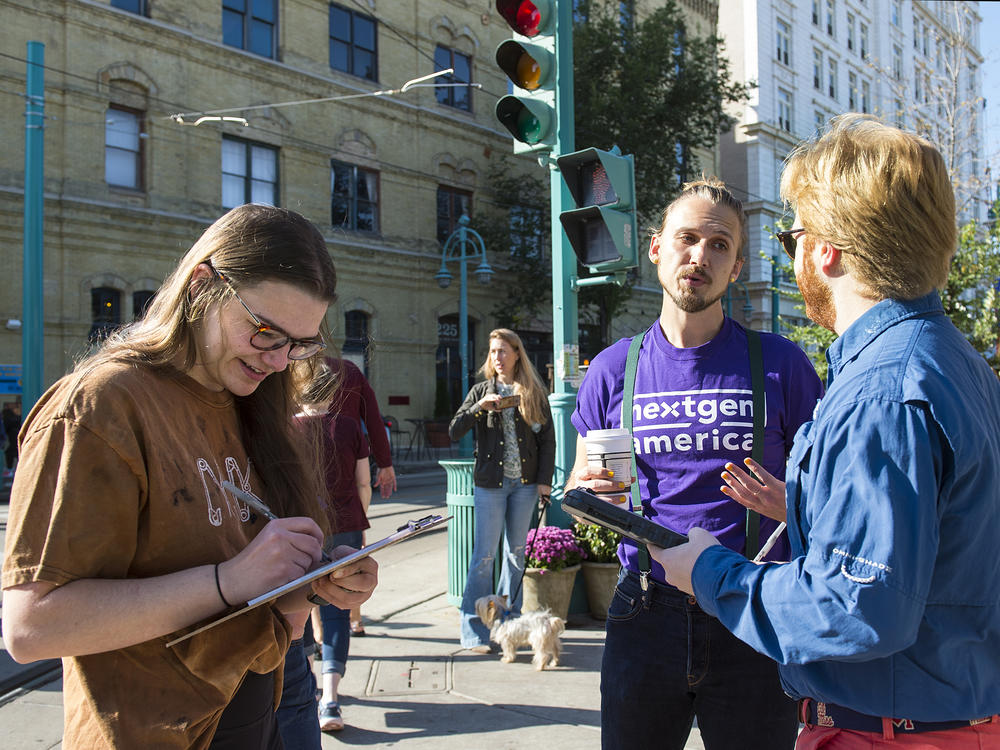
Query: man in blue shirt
654 115 1000 748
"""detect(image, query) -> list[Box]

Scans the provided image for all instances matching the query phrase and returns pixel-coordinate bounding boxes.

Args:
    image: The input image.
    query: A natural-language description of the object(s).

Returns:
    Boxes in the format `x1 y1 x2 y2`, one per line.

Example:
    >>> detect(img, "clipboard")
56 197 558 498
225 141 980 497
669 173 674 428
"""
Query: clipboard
166 514 450 648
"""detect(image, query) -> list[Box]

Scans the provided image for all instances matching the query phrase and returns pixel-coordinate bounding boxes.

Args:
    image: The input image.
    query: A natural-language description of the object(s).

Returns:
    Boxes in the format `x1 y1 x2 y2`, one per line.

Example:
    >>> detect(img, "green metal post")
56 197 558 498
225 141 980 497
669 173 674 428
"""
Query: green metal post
23 41 45 412
546 0 577 530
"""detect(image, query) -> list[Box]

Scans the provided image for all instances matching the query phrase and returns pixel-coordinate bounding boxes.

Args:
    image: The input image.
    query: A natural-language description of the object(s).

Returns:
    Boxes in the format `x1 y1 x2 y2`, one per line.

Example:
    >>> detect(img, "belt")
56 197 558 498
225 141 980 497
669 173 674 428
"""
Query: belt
799 699 996 734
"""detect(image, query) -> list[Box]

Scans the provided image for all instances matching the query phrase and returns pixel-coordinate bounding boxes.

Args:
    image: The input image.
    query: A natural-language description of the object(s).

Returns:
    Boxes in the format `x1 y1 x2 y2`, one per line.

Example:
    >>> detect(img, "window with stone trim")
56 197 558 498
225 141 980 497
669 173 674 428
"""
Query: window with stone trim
90 287 122 344
437 186 472 244
777 88 792 132
222 136 278 209
133 290 155 320
222 0 276 59
329 3 377 81
776 18 791 66
105 105 144 190
331 160 379 233
434 45 472 111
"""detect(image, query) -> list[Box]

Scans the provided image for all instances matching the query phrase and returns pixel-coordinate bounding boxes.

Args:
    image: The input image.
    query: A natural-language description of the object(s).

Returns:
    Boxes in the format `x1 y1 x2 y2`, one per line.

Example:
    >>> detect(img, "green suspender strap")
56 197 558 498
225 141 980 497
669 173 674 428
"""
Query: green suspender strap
622 331 652 589
745 328 765 560
621 326 767 582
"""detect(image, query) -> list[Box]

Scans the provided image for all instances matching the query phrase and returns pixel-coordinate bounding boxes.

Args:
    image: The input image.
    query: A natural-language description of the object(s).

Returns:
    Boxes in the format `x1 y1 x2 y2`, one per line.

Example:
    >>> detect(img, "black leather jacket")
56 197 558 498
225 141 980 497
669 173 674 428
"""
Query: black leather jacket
448 379 556 489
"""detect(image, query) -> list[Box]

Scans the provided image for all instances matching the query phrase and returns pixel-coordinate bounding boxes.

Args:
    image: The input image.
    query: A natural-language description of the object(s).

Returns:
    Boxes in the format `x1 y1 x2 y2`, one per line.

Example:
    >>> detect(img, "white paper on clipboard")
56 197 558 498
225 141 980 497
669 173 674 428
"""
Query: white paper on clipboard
166 514 450 648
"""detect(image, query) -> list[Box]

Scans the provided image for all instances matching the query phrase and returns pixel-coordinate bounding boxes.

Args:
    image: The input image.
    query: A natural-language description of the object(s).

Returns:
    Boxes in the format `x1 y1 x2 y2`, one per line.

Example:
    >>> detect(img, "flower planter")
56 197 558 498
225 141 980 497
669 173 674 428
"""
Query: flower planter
581 561 620 620
522 564 580 621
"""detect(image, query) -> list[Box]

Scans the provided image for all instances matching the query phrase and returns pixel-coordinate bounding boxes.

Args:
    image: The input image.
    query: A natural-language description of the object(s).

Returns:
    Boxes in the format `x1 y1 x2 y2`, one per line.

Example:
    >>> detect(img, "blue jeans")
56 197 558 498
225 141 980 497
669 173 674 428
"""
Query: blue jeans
320 529 364 676
601 571 799 750
275 639 321 750
460 478 538 648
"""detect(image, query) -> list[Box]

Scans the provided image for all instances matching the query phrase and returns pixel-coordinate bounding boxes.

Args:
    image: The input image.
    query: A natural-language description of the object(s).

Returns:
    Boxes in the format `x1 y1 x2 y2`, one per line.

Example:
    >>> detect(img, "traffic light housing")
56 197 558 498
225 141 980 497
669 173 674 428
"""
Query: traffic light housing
494 1 557 153
557 147 639 272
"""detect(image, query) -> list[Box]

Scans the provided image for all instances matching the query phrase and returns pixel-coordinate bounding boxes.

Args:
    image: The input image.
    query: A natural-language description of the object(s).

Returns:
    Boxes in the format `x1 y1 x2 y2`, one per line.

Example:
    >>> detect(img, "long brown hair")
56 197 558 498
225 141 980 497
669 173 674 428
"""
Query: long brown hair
479 328 549 426
76 204 338 519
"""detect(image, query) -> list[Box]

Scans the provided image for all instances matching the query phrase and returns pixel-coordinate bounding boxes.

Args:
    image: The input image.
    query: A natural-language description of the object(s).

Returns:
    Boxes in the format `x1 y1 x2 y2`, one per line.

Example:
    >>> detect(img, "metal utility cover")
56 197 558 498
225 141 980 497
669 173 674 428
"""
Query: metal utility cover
368 657 451 696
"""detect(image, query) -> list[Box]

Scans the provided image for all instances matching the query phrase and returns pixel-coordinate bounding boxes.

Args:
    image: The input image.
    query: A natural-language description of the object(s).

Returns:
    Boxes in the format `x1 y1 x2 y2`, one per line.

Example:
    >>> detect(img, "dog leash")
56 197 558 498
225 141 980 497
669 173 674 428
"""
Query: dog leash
509 497 547 608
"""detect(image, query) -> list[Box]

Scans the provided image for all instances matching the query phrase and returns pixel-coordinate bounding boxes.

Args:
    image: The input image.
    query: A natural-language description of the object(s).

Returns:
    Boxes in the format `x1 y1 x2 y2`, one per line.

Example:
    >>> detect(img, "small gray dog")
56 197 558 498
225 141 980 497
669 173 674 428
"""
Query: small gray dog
474 594 565 670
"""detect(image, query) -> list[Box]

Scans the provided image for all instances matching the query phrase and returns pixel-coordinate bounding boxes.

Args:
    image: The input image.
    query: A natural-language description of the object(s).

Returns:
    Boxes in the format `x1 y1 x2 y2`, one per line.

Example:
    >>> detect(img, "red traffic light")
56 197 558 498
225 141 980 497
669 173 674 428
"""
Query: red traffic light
496 0 546 37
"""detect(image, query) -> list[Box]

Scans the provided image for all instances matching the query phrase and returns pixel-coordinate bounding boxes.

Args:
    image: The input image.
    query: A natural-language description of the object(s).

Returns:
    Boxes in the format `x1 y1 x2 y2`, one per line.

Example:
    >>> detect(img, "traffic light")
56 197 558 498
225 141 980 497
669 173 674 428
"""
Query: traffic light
557 147 639 272
494 1 557 153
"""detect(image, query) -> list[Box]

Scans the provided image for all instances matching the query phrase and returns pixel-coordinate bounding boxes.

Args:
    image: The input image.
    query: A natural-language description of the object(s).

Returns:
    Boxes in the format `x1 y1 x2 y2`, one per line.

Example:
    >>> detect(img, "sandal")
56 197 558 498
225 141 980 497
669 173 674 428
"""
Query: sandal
350 622 366 636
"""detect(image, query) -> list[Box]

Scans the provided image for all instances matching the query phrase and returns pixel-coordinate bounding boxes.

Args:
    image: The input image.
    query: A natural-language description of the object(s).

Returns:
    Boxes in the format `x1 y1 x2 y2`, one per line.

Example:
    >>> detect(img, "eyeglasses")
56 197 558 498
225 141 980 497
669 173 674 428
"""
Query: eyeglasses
775 228 806 260
212 268 325 360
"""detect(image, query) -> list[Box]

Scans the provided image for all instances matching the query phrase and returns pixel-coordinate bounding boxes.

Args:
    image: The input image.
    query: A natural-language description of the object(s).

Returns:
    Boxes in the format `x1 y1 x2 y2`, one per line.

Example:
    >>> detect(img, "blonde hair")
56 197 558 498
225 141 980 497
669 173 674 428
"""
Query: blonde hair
480 328 550 426
75 204 337 520
655 176 749 260
780 114 956 299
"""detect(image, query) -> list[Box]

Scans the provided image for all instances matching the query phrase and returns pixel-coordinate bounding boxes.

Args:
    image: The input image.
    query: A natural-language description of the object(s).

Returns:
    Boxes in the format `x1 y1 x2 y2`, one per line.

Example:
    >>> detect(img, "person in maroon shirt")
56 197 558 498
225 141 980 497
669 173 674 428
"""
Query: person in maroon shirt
324 357 395 499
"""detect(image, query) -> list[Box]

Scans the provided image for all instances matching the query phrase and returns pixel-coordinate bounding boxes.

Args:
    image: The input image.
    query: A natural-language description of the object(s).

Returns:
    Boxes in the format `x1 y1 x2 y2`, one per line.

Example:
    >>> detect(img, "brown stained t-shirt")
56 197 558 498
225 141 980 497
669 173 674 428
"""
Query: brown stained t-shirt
2 360 291 749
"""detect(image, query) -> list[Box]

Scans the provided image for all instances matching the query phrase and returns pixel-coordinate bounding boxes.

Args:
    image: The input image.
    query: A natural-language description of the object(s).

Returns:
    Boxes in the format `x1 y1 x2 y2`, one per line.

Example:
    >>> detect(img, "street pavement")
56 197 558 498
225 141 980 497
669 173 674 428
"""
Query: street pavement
0 462 708 749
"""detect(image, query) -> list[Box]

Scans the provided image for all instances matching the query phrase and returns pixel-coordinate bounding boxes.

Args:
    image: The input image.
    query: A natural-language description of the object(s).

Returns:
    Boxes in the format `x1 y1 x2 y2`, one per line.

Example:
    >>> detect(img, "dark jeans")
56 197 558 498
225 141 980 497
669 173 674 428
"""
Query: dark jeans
601 570 799 750
276 639 322 750
210 670 283 750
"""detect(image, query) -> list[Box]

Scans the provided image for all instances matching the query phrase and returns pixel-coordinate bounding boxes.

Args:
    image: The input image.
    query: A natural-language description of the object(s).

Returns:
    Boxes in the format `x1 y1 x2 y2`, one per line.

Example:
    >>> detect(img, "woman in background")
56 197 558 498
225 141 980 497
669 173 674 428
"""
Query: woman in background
449 328 555 652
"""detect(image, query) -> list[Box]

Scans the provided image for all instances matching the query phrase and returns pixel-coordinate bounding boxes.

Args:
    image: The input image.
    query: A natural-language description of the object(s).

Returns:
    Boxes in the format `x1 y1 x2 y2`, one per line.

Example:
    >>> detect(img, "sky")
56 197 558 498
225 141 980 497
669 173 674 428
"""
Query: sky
980 1 1000 194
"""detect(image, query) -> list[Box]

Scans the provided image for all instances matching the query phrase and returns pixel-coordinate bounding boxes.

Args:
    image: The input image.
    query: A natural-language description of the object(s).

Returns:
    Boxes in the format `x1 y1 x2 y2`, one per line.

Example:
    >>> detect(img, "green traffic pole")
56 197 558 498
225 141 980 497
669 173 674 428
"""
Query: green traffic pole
546 0 577 530
23 41 45 412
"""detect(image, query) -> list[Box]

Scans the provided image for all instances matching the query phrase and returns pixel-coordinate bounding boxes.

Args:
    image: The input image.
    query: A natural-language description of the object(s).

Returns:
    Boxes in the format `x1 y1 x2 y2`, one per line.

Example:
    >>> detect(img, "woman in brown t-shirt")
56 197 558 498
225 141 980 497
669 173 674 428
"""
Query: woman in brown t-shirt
1 204 378 750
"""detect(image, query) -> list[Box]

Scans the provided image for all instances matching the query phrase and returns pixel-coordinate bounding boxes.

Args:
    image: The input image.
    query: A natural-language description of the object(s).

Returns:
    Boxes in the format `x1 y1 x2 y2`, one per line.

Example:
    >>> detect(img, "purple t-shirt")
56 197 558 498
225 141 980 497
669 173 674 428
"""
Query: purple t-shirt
571 318 823 582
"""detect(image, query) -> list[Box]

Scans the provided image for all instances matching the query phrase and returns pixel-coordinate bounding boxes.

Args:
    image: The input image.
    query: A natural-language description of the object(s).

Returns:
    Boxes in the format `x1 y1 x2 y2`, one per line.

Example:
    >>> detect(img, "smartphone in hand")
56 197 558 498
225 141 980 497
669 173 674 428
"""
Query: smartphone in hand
495 394 521 409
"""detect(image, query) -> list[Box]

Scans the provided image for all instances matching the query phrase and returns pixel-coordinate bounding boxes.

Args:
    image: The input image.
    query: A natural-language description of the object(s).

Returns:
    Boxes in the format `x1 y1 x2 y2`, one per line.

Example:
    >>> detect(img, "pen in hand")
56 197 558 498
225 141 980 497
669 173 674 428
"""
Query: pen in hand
222 480 278 520
221 480 332 562
221 480 334 605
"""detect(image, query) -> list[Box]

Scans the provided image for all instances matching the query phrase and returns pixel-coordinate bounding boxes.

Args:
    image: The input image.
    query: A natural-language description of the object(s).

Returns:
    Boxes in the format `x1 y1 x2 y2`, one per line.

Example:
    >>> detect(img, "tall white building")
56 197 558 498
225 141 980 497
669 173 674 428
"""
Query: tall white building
717 0 985 331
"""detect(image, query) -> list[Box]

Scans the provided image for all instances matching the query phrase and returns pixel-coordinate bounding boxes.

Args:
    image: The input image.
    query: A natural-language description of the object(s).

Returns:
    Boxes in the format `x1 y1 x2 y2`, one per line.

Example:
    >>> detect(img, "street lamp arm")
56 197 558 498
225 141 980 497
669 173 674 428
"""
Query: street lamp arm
168 69 458 124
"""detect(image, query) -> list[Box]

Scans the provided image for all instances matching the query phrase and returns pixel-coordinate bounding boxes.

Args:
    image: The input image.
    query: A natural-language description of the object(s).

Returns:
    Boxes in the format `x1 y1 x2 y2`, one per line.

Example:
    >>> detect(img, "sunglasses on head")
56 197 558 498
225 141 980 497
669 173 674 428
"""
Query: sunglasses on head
775 228 806 260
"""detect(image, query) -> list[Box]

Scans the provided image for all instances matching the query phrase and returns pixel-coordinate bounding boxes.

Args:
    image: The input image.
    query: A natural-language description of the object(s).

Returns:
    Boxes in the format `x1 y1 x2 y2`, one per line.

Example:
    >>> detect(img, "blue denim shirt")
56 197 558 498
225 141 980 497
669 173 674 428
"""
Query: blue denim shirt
692 291 1000 721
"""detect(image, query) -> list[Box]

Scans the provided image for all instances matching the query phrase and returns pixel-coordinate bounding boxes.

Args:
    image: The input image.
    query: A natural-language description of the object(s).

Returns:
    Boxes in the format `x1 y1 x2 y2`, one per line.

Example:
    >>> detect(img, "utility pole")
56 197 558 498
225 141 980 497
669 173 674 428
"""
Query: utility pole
23 41 45 412
544 0 577 527
493 1 578 524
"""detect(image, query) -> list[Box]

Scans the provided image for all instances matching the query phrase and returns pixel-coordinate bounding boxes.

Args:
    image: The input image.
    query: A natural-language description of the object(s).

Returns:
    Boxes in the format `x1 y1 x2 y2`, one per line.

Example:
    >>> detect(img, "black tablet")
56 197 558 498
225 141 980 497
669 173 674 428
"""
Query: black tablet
562 488 687 549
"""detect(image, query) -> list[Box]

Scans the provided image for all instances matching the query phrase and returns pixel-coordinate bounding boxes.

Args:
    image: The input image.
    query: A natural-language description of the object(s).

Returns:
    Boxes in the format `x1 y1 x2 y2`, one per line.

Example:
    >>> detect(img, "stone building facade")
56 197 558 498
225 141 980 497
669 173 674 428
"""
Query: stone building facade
1 0 722 426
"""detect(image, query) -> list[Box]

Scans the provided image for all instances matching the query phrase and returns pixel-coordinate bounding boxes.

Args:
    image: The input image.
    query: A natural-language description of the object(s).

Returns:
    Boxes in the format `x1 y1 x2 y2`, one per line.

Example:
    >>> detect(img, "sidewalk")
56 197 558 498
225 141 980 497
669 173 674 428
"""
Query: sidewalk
0 465 707 749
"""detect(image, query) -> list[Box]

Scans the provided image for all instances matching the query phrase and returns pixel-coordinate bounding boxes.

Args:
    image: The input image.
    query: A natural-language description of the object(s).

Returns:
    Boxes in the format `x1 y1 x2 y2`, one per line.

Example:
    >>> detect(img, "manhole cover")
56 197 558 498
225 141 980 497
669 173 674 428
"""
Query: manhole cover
368 657 451 696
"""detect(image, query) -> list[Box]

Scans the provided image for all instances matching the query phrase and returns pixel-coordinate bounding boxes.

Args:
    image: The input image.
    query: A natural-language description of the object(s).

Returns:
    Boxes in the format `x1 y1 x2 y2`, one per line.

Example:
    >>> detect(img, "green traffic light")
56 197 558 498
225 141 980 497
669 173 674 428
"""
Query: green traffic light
517 108 542 143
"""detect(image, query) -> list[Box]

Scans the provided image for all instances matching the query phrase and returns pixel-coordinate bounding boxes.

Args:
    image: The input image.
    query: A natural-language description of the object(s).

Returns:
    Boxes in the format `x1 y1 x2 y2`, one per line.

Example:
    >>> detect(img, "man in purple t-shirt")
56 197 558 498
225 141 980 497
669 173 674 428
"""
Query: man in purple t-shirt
568 178 823 750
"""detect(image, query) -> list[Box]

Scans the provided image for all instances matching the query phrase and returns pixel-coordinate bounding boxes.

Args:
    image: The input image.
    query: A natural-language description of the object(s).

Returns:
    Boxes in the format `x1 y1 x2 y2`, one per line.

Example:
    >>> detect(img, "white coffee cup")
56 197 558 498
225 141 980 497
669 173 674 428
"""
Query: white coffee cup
584 428 633 484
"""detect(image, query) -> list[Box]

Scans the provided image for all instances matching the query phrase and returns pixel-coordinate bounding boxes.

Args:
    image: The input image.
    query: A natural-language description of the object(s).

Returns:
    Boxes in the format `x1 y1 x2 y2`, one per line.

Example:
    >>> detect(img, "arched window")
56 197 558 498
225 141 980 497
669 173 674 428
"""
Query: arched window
133 290 155 320
343 310 370 374
89 287 122 343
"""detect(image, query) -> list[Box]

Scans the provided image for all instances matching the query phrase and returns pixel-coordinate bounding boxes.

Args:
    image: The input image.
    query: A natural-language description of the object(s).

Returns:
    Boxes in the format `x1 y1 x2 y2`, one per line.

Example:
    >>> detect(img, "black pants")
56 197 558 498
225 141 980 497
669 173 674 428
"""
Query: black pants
210 670 284 750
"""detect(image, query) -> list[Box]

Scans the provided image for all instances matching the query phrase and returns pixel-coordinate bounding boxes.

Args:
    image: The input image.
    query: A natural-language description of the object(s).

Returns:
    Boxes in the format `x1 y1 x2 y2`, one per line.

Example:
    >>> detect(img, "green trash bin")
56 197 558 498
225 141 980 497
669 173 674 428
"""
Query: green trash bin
440 459 501 607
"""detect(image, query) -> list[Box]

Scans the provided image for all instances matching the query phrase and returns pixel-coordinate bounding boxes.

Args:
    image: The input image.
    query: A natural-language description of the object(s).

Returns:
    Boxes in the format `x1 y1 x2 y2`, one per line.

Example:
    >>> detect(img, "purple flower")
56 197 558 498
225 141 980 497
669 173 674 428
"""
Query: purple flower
525 526 585 572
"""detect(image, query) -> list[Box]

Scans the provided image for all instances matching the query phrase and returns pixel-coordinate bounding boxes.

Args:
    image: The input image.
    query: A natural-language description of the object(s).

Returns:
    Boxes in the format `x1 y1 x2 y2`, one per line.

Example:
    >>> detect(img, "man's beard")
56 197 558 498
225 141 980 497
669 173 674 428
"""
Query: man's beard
798 245 836 331
666 268 728 313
